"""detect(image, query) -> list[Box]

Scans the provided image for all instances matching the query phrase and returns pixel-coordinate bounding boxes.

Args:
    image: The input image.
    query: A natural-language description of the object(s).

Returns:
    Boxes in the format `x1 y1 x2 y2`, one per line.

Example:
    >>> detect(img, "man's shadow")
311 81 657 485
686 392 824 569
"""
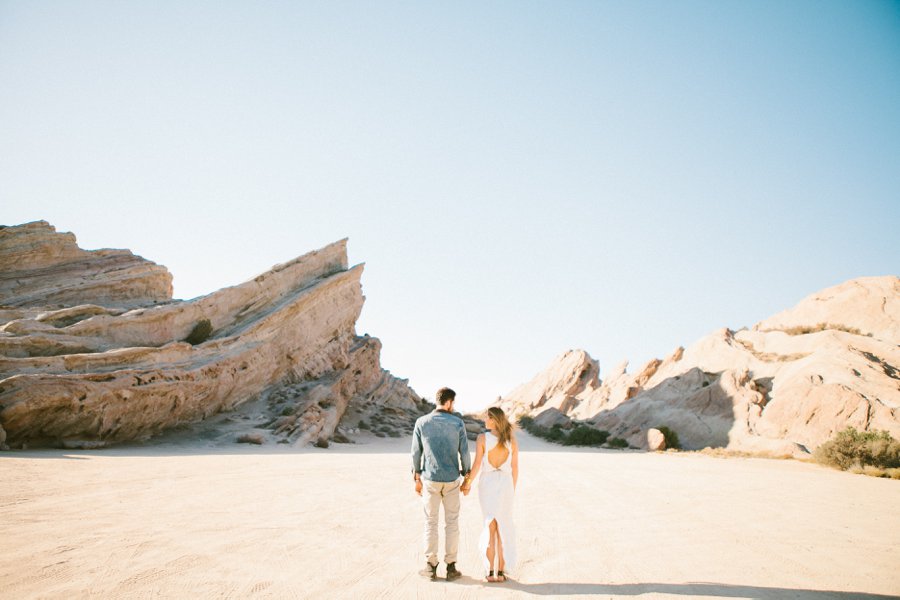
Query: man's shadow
450 577 898 599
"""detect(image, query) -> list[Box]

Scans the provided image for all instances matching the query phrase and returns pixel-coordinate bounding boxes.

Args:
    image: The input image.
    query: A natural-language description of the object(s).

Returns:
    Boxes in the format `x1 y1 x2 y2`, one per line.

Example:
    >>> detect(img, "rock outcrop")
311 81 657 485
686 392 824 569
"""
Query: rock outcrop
496 276 900 456
0 221 172 309
0 221 423 449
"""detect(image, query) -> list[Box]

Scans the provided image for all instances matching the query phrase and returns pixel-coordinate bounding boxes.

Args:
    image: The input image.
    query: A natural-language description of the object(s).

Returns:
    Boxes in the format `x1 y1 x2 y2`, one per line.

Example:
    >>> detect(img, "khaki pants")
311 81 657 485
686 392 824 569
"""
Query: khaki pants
422 478 461 566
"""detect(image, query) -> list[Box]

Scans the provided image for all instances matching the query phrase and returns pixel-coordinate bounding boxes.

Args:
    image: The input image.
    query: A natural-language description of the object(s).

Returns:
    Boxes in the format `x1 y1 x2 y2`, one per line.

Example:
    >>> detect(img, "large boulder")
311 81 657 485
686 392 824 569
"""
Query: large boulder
647 428 666 451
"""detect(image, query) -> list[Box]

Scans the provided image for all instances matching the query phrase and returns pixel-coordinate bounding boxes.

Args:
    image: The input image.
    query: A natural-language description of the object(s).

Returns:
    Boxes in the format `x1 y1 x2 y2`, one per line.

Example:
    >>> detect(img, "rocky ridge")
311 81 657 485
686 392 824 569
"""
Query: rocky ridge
496 276 900 456
0 221 425 449
0 221 172 309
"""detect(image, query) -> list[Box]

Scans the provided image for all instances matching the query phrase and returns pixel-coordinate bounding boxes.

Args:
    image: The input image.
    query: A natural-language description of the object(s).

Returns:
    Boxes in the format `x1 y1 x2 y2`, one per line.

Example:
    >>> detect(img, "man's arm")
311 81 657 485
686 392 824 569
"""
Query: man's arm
411 420 423 476
462 433 484 496
458 422 471 476
411 421 423 495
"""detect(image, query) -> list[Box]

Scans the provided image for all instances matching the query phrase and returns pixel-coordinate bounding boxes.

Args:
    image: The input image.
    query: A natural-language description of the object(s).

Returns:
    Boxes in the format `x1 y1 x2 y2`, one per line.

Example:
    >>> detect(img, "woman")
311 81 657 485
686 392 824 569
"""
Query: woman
461 406 518 582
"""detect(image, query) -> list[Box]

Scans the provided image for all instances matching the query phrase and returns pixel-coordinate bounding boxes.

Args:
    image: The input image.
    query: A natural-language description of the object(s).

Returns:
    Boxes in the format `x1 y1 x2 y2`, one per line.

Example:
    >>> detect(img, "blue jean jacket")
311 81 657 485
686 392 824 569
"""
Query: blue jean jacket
411 410 471 482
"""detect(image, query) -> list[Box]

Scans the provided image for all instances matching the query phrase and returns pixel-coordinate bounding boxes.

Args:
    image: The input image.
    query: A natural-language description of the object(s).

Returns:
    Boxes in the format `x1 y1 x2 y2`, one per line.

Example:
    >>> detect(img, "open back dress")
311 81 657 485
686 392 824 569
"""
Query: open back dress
477 431 517 575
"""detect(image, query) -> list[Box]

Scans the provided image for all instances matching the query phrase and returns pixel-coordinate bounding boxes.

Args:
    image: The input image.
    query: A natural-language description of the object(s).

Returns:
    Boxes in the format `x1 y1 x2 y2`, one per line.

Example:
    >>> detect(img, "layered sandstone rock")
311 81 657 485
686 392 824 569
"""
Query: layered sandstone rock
0 222 422 449
0 221 172 308
496 276 900 456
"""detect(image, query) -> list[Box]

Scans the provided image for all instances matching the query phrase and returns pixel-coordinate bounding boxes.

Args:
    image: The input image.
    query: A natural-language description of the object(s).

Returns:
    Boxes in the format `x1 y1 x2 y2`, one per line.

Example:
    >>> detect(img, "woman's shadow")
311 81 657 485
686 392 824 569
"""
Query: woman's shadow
453 577 897 599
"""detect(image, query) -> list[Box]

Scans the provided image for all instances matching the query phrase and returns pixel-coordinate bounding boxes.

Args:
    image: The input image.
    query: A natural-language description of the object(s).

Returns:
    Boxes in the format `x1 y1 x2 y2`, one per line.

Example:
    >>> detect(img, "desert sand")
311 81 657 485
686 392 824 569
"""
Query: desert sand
1 432 898 600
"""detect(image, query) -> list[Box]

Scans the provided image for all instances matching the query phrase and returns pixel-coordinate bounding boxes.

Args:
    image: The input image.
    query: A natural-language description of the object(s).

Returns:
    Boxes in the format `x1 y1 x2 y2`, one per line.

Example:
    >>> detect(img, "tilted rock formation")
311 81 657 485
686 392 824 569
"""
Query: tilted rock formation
0 221 423 449
0 221 172 309
496 276 900 456
755 276 900 341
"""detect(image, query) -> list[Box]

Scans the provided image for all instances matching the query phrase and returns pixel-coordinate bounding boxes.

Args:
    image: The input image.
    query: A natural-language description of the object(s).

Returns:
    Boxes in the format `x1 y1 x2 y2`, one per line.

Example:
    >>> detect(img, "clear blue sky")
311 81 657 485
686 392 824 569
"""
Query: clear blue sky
2 1 899 412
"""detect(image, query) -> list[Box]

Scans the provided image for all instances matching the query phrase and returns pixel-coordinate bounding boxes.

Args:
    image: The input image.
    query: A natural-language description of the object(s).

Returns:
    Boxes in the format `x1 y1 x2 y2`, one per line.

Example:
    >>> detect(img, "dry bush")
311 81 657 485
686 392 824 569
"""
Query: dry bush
814 427 900 471
734 338 811 362
698 447 793 460
777 323 869 337
848 466 900 479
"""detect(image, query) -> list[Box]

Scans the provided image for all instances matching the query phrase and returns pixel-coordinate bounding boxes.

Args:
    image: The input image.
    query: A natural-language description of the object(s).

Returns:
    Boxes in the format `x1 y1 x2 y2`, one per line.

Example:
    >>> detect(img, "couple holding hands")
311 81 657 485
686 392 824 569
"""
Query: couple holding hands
411 387 519 583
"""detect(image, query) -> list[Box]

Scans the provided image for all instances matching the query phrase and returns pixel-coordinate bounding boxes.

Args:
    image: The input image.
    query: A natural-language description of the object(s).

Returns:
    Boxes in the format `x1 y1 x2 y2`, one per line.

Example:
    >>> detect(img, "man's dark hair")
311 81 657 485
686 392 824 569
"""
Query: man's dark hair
436 387 456 406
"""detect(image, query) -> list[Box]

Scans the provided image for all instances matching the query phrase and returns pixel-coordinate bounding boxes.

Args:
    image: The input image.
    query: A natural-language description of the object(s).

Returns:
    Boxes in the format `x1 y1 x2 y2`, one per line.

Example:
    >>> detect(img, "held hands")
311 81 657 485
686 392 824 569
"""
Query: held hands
414 476 472 496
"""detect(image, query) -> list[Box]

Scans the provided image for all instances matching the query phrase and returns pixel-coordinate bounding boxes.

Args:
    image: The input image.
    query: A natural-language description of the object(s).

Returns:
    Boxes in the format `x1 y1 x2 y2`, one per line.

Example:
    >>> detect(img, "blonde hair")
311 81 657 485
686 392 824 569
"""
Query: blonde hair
487 407 513 446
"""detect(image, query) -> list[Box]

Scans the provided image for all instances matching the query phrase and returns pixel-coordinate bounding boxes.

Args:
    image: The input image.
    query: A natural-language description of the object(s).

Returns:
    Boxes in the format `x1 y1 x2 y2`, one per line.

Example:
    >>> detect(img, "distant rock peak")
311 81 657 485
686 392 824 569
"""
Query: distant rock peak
497 276 900 455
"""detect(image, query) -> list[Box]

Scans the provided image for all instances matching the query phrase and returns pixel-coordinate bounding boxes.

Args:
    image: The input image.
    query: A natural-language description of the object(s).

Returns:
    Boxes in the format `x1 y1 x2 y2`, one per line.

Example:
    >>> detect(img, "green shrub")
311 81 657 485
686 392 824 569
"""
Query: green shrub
185 319 213 345
608 437 628 448
814 427 900 471
526 424 545 436
517 415 609 447
546 424 567 442
656 426 681 450
564 425 609 447
517 415 546 437
358 420 370 430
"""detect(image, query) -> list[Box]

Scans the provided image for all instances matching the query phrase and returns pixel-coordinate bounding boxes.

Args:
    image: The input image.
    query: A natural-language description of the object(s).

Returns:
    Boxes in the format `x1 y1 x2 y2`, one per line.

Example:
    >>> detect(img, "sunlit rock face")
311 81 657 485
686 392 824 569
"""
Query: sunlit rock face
496 276 900 456
0 221 173 309
0 221 423 449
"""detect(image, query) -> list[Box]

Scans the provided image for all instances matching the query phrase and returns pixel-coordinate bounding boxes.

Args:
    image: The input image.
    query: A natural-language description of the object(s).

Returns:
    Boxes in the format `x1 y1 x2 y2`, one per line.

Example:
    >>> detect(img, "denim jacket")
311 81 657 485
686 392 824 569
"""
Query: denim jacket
411 410 471 483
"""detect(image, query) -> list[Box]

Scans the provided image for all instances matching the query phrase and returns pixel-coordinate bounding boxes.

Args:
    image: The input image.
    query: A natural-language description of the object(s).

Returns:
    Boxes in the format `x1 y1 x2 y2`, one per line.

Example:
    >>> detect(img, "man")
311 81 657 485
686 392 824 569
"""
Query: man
411 387 471 581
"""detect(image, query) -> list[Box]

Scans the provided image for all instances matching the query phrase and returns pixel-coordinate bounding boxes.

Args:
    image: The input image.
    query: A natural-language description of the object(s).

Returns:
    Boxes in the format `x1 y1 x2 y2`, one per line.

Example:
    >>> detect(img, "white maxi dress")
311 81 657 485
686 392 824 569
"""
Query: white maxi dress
477 432 517 575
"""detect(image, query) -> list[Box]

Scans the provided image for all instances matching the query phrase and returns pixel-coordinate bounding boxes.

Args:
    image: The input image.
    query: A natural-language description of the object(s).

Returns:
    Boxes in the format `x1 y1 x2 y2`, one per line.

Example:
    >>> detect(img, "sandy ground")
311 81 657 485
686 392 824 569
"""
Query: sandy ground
1 431 898 600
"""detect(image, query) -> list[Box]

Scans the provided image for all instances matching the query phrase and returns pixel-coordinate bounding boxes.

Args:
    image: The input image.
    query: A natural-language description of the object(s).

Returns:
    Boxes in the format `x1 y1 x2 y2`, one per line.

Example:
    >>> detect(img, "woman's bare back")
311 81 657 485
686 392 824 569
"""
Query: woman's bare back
486 431 510 469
